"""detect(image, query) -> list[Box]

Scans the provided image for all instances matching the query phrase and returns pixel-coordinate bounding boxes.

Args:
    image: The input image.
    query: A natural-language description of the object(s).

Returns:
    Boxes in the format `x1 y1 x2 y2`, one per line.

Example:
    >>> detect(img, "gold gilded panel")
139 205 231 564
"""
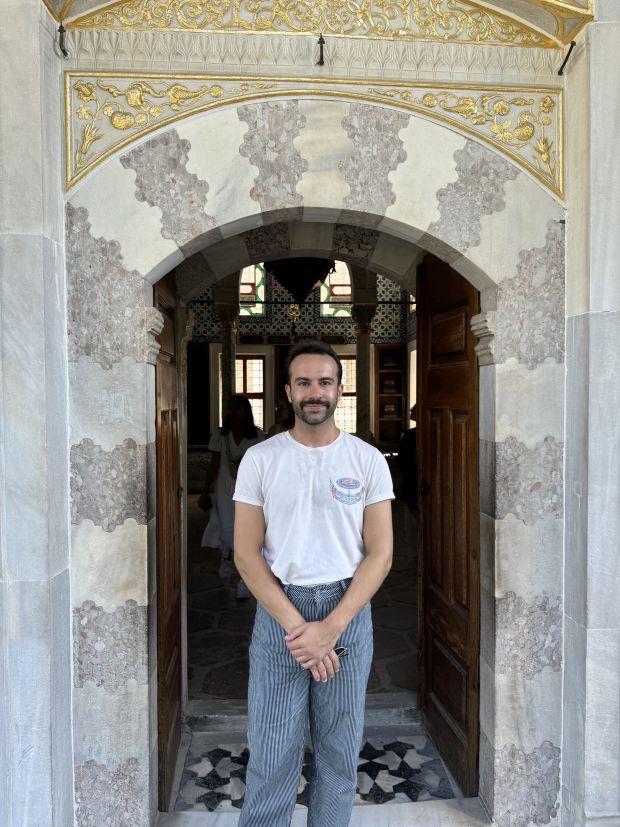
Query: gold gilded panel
66 72 563 198
67 0 557 48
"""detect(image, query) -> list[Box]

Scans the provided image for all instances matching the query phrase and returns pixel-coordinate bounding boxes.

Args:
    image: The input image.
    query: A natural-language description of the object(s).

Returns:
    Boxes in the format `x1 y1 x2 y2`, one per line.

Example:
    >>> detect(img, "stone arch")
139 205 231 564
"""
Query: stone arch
66 99 565 827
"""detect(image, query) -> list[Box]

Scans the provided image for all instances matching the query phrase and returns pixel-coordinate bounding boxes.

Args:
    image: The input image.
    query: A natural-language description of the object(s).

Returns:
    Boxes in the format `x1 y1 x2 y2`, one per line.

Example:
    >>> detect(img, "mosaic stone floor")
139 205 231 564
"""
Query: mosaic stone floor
174 731 455 813
186 475 418 702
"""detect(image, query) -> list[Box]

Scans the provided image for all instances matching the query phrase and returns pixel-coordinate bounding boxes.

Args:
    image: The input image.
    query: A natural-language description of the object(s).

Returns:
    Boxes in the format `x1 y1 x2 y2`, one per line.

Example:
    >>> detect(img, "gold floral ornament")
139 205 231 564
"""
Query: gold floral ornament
433 92 557 182
69 75 277 185
68 0 557 47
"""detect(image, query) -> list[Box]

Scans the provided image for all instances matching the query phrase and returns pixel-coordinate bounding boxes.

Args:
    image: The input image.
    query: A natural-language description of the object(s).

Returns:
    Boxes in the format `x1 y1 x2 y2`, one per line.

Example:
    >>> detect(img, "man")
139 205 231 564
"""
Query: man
233 339 394 827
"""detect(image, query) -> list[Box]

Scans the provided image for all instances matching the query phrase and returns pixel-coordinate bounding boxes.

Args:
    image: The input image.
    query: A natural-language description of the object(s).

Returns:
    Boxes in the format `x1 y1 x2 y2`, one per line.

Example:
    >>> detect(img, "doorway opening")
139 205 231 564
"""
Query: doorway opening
157 252 481 816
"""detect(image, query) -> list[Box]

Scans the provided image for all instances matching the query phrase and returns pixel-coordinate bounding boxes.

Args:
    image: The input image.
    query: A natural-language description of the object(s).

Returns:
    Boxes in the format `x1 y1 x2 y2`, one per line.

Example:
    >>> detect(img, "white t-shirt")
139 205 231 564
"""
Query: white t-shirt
233 430 394 586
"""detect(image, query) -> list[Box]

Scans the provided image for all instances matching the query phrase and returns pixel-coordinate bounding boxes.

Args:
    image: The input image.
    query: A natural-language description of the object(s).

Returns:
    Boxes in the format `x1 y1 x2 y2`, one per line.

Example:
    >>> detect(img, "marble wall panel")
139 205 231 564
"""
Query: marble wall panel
583 627 620 814
296 100 351 208
50 569 74 826
494 515 563 600
386 115 464 232
69 159 182 279
564 314 588 628
1 235 52 581
493 741 561 827
238 101 308 211
75 756 149 827
70 438 148 531
73 599 148 690
495 591 561 679
585 311 620 629
462 173 563 290
494 360 564 448
425 141 520 255
178 108 258 230
120 130 219 254
70 357 149 450
495 220 565 368
72 520 148 611
66 204 146 370
340 104 409 215
495 436 563 524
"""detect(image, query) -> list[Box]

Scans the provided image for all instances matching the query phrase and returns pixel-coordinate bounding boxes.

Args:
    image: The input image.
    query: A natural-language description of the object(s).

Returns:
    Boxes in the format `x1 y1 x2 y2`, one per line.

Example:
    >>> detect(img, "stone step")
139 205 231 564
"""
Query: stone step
185 690 420 736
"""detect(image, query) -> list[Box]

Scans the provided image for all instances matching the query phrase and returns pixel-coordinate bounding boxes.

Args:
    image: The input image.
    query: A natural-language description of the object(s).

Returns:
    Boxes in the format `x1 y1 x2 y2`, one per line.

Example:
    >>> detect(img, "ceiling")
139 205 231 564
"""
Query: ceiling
44 0 594 46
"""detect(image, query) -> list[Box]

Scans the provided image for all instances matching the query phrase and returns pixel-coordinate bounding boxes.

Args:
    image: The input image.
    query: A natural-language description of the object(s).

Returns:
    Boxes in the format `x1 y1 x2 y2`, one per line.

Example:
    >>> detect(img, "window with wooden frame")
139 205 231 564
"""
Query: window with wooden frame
235 355 265 429
335 356 356 434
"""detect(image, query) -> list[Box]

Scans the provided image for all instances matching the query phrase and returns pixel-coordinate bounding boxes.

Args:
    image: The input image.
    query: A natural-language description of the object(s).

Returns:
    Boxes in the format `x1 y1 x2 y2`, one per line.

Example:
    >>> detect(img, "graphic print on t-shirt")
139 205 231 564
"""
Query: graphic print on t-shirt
330 477 363 505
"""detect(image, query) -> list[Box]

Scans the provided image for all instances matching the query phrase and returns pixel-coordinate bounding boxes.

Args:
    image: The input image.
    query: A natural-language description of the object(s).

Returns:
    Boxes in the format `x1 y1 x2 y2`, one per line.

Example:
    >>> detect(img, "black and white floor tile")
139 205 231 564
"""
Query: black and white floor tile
174 733 455 813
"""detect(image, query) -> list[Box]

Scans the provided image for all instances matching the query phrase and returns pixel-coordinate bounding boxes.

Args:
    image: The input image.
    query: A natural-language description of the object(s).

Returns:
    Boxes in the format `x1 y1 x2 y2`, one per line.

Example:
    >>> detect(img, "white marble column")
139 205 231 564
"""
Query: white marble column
0 2 73 825
563 3 620 824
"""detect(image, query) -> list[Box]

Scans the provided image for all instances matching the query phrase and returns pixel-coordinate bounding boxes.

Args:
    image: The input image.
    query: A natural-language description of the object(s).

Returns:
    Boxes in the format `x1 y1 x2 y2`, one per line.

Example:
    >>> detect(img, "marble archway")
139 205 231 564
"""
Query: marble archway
66 97 565 826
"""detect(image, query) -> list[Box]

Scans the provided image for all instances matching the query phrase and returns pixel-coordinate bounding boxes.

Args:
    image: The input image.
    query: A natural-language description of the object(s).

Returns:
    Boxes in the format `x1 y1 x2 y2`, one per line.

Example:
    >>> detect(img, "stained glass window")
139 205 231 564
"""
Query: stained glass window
239 263 266 317
320 260 352 317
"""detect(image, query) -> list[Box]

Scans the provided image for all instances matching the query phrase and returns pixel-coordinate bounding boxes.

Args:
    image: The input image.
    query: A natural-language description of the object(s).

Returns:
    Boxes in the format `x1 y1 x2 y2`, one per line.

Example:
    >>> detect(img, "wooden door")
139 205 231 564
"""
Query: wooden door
155 275 182 810
417 254 480 796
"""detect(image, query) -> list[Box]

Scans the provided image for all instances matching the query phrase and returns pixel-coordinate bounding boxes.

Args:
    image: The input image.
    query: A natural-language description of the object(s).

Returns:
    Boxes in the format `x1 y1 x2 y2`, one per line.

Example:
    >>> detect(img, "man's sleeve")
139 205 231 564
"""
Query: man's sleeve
365 451 395 506
232 449 264 507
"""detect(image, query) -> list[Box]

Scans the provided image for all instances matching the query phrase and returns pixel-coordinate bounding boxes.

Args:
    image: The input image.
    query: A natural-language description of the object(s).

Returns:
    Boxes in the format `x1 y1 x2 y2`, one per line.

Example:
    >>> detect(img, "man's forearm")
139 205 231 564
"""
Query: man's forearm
324 549 392 638
235 548 306 632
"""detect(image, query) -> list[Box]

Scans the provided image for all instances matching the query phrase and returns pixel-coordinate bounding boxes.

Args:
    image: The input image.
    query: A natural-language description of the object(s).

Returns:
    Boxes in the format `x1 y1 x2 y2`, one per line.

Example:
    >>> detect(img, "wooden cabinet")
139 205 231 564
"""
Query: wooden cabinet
374 344 407 448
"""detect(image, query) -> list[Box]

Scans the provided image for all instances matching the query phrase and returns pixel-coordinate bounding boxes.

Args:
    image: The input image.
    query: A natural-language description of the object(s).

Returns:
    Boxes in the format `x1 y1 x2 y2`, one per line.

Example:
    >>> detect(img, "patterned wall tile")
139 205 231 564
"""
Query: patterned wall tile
71 438 148 531
495 220 565 368
495 436 563 524
426 141 519 254
189 272 406 345
66 204 145 370
496 591 562 678
340 104 409 214
75 757 148 827
238 101 308 211
494 741 560 827
120 130 218 252
73 599 148 691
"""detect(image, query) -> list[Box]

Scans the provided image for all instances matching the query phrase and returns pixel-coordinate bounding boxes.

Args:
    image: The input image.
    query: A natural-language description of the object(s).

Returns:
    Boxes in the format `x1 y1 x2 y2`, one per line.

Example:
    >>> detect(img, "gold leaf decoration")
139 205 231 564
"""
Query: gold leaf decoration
67 73 562 197
67 0 558 47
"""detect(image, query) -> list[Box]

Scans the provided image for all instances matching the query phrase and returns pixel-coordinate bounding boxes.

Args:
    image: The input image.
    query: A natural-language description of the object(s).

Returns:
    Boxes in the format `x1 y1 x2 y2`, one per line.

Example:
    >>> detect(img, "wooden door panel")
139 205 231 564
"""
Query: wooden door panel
155 276 182 811
418 254 480 796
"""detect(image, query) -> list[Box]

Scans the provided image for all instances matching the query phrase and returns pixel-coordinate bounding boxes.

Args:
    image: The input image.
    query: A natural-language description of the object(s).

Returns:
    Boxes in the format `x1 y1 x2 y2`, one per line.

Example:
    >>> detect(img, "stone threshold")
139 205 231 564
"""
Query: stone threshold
157 796 491 826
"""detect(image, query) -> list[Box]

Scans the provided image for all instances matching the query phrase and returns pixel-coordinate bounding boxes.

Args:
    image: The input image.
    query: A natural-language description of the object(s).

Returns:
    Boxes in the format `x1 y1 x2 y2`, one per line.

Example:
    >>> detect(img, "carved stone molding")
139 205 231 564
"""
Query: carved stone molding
472 310 496 366
66 72 563 198
145 307 164 365
66 28 561 84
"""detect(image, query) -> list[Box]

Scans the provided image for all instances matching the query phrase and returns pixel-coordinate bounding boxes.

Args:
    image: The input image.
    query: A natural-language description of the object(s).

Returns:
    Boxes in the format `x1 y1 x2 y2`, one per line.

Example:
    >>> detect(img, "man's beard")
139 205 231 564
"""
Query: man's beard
292 398 338 426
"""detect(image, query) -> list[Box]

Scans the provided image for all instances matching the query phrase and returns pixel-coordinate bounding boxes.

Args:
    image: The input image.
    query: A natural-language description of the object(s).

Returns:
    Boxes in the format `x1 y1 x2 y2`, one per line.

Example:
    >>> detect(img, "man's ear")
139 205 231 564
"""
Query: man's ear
284 384 292 403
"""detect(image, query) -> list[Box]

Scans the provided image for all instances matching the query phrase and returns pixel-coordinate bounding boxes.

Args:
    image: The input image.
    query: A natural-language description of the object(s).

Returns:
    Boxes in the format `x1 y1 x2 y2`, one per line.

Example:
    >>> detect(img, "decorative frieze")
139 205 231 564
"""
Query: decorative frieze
66 73 563 198
67 0 559 47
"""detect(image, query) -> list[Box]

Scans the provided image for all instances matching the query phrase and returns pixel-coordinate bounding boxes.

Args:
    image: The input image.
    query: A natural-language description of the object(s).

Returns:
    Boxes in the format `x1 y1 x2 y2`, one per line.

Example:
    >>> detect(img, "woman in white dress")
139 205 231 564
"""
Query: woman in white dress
201 394 264 597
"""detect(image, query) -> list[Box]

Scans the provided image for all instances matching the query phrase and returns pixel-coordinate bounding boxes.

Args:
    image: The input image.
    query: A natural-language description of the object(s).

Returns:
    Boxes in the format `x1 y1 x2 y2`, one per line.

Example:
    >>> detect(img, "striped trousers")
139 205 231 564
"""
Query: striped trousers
238 579 373 827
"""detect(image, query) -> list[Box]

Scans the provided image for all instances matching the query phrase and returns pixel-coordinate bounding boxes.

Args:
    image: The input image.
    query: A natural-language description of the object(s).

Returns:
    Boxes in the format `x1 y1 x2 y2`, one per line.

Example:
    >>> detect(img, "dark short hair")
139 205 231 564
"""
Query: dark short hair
284 339 343 384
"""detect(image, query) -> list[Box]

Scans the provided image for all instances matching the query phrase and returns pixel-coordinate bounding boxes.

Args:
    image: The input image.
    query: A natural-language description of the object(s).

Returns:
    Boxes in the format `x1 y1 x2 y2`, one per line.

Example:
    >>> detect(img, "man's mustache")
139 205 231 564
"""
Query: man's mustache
301 400 328 407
